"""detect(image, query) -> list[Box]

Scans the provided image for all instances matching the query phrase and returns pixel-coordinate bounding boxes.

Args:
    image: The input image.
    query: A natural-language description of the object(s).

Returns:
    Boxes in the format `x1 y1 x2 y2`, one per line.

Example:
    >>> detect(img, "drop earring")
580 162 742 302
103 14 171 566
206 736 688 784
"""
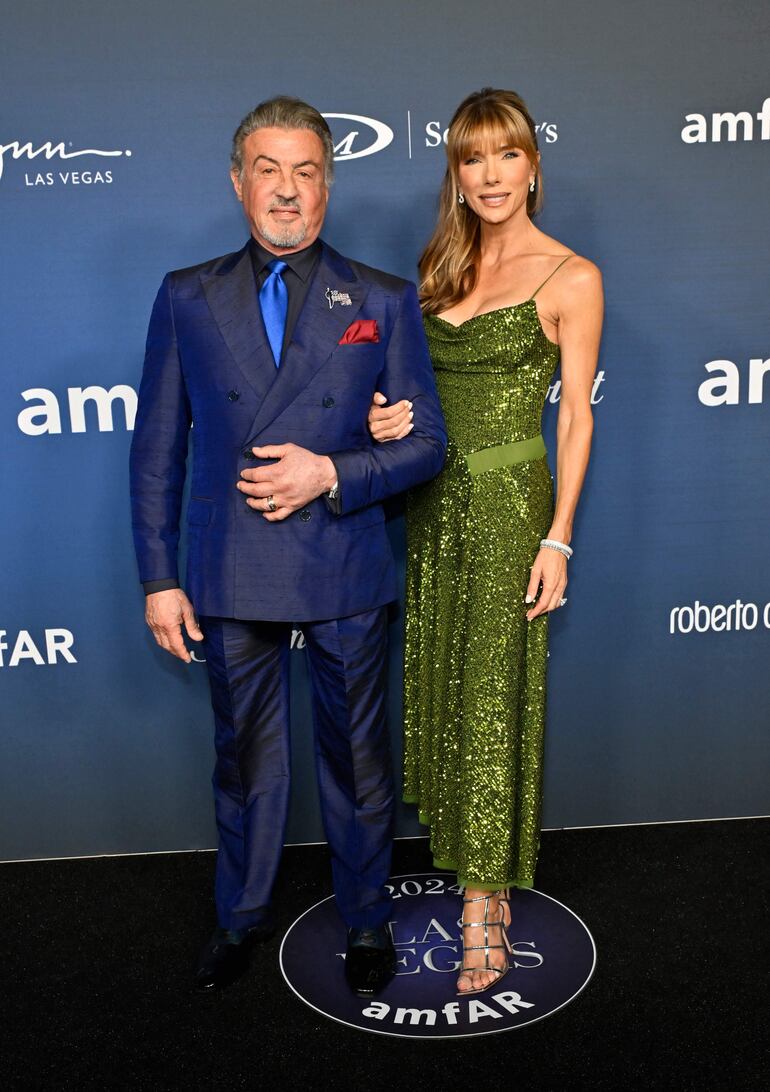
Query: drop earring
529 179 535 193
458 192 465 204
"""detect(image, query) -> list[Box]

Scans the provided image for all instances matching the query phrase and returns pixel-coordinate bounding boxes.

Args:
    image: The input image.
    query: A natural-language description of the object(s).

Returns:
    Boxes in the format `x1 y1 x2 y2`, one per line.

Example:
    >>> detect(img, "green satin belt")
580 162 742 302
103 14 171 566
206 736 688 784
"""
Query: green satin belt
465 434 546 476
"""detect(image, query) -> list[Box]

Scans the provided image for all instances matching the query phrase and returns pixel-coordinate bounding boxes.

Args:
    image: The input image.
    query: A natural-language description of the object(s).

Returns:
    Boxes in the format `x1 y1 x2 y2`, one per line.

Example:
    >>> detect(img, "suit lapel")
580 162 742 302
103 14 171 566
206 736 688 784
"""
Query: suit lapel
200 243 275 401
245 243 369 441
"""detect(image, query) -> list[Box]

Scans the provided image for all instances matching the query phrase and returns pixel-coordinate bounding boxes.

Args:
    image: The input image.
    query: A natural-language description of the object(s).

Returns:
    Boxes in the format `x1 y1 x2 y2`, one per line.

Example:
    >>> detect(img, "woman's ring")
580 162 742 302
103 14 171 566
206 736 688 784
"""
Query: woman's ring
267 495 277 512
559 598 568 607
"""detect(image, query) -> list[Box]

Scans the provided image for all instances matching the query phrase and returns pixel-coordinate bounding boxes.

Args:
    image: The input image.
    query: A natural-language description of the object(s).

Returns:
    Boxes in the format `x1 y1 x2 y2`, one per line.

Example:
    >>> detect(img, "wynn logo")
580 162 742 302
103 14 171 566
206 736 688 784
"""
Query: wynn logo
0 140 130 182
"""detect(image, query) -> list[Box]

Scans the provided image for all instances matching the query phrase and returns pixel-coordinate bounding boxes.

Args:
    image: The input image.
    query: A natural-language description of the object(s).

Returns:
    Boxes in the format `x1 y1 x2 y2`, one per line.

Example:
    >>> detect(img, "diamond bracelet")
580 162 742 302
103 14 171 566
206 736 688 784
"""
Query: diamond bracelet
540 538 573 559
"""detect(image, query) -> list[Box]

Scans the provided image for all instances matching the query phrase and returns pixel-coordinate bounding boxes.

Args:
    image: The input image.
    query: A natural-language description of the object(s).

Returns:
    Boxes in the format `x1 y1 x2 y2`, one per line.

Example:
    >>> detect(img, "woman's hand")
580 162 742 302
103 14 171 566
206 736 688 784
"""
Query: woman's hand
525 548 568 620
367 392 413 442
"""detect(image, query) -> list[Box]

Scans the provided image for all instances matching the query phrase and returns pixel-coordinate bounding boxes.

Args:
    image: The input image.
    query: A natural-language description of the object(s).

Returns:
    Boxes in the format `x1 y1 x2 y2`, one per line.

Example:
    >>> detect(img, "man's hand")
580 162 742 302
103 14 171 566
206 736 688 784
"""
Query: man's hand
238 444 337 521
368 392 413 443
145 588 203 662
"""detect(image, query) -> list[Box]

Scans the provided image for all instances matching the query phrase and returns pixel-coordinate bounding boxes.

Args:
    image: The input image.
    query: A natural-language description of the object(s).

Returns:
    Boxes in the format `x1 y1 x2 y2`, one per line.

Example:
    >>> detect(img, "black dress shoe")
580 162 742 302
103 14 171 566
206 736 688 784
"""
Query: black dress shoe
345 926 396 996
194 922 274 992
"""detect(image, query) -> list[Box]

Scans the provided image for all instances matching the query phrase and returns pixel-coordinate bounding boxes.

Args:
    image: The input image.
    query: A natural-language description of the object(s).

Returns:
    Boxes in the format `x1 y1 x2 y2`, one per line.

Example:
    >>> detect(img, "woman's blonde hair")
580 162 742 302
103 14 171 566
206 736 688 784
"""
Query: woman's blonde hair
419 88 543 315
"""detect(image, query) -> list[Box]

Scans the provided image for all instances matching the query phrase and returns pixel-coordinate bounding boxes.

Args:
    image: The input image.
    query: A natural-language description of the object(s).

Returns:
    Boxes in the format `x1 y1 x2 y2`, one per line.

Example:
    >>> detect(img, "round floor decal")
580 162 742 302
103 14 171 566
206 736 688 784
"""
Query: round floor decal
280 872 595 1038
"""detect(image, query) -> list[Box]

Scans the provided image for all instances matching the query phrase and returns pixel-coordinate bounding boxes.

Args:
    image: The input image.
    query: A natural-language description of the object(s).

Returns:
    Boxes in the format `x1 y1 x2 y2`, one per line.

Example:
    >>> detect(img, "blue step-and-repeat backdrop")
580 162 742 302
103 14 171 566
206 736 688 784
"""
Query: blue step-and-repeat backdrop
1 1 768 860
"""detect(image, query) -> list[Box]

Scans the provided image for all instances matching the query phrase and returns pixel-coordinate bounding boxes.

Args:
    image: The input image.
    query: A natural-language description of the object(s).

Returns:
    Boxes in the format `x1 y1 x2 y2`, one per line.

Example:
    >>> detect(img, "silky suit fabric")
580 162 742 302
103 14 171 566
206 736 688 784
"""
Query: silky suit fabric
130 240 447 622
129 238 446 930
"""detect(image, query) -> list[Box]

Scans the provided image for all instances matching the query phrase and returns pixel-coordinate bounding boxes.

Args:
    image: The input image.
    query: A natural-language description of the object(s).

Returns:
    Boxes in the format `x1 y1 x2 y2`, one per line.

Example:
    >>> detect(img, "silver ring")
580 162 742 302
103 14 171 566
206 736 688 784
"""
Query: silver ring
266 495 276 512
559 598 568 607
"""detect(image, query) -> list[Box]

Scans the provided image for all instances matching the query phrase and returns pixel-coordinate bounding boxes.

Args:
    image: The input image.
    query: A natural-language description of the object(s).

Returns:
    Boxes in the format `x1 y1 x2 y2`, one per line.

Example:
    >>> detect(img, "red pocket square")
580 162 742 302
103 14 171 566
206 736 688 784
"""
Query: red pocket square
338 319 380 345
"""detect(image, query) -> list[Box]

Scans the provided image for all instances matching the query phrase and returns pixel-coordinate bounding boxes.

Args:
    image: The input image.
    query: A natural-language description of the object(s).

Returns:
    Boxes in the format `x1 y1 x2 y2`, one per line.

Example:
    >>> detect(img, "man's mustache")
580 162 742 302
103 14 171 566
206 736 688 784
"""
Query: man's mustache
268 198 302 211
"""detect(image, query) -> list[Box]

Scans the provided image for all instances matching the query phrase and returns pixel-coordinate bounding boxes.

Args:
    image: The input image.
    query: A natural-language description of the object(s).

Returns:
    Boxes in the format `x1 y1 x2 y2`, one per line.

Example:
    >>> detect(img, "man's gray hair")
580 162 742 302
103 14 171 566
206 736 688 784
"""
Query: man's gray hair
231 96 335 185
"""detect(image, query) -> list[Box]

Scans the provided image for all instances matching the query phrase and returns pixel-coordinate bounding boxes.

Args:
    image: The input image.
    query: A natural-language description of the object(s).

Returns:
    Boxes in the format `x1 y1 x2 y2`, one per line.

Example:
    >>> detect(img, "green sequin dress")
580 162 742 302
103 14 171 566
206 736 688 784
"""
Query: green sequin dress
403 295 561 892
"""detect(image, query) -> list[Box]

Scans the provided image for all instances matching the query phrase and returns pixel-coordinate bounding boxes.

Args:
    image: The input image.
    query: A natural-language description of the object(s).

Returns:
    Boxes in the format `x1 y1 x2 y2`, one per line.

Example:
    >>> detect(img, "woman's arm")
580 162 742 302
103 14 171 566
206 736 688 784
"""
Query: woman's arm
368 392 414 441
526 259 604 620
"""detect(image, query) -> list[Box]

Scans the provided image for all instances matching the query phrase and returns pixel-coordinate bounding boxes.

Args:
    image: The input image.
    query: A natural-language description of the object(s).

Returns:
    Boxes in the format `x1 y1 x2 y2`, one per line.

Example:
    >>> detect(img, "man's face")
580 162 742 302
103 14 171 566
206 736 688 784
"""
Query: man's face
231 127 328 254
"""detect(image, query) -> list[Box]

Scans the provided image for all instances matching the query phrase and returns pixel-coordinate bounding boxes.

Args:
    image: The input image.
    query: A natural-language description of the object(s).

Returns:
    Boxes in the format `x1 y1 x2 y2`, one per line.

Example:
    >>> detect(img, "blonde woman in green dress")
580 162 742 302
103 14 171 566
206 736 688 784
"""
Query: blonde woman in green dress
369 88 603 994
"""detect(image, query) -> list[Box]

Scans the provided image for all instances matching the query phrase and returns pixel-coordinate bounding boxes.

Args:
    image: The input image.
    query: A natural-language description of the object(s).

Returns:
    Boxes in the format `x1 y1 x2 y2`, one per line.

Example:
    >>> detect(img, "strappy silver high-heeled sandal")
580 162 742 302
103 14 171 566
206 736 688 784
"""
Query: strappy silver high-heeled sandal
457 891 513 996
498 887 512 928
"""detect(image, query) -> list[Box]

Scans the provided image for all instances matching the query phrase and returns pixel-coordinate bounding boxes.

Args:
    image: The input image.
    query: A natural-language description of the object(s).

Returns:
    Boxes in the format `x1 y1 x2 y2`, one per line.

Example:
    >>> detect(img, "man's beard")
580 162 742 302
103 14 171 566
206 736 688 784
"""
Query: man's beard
259 203 308 248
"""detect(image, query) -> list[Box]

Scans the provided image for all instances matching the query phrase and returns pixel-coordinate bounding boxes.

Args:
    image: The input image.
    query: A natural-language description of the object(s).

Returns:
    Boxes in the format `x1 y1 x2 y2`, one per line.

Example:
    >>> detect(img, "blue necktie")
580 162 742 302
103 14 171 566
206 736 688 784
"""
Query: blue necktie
259 259 288 367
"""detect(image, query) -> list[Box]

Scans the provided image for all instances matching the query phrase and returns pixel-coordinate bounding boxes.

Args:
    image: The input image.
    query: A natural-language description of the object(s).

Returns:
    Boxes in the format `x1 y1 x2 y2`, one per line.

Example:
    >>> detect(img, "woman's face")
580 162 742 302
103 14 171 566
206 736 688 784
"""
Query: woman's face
456 140 535 225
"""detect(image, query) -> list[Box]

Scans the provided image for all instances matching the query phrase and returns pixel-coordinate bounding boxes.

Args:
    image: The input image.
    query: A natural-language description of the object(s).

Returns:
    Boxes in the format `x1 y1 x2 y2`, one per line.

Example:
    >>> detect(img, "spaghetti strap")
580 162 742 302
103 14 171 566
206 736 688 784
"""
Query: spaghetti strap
530 254 575 299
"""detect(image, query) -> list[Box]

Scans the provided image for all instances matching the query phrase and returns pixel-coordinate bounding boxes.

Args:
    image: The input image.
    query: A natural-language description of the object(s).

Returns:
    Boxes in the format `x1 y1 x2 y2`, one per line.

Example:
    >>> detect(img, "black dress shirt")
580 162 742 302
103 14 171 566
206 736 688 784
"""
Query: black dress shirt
143 238 322 596
250 237 321 363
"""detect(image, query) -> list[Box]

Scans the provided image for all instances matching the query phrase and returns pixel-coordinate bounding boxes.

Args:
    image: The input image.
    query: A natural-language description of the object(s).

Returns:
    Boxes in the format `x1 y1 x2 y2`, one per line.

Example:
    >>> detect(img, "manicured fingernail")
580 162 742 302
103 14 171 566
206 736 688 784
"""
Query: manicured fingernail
407 401 413 409
407 423 414 433
525 594 533 604
408 410 414 420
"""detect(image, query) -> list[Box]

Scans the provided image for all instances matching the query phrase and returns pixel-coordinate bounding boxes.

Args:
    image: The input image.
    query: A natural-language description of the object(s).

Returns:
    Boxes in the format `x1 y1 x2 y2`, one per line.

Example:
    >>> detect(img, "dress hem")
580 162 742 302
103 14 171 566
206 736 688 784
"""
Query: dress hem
403 796 536 892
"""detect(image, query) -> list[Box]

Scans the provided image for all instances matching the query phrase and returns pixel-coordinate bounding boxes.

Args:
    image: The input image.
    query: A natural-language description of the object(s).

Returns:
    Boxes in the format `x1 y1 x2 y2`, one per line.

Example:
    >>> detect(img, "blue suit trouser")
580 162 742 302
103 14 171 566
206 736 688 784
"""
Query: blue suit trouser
200 607 394 932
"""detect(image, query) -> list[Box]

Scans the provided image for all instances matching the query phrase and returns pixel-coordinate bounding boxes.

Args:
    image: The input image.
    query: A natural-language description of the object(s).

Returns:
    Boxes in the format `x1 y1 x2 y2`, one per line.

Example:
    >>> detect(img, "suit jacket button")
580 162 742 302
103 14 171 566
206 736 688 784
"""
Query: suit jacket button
243 449 255 459
298 509 311 522
322 396 335 408
228 390 240 402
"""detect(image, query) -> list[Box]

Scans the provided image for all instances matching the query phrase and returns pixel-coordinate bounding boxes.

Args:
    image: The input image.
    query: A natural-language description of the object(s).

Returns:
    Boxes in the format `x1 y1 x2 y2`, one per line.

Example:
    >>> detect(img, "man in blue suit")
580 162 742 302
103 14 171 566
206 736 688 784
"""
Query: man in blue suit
129 97 446 993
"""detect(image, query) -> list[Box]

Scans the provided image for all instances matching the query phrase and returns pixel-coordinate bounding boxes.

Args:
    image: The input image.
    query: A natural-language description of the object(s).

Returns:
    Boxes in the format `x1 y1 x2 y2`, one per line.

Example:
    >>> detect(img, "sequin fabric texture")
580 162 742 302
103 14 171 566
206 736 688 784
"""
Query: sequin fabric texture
403 300 559 890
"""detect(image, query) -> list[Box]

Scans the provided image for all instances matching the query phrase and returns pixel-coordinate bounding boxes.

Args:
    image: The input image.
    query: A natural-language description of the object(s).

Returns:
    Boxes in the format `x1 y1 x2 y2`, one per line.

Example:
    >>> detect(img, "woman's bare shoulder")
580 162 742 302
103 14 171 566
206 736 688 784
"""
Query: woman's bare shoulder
545 245 603 297
536 230 599 277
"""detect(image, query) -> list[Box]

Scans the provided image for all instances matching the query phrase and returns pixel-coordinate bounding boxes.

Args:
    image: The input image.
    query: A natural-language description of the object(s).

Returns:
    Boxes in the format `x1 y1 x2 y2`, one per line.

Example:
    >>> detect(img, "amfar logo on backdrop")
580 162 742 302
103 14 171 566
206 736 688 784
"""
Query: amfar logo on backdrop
0 629 76 667
17 374 609 436
17 385 137 434
0 140 131 187
16 378 608 436
323 114 394 161
681 97 770 143
698 356 769 405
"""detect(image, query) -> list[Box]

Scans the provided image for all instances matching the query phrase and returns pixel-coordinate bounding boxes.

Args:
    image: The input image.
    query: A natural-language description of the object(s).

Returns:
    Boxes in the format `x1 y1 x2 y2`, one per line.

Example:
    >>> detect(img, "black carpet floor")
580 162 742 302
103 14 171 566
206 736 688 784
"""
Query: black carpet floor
2 819 768 1091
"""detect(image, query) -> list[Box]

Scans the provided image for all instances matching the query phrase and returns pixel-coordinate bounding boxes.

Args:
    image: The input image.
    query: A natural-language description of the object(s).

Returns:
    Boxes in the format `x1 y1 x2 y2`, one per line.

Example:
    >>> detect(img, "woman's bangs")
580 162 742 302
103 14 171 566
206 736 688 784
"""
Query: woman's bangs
452 110 529 162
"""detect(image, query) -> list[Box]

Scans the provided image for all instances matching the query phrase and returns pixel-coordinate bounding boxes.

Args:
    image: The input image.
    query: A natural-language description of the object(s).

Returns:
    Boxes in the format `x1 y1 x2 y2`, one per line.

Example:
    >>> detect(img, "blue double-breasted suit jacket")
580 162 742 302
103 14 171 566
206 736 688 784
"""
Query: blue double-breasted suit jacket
130 240 447 620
